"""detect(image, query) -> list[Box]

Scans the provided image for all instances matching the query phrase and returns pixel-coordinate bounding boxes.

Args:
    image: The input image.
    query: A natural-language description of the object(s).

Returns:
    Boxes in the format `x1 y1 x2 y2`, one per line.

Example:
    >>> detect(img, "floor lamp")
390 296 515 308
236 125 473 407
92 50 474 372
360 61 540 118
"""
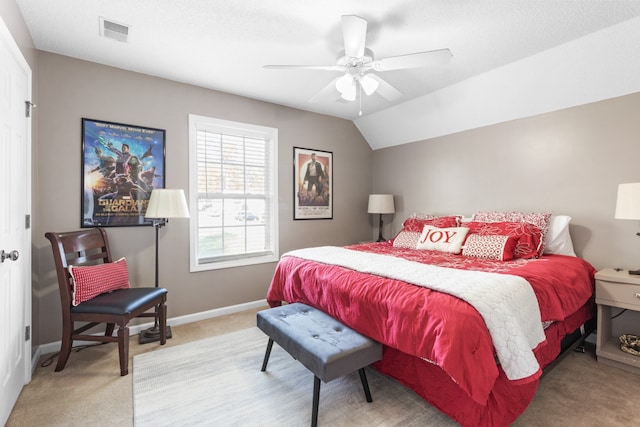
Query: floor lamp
368 194 395 242
615 183 640 275
139 188 190 344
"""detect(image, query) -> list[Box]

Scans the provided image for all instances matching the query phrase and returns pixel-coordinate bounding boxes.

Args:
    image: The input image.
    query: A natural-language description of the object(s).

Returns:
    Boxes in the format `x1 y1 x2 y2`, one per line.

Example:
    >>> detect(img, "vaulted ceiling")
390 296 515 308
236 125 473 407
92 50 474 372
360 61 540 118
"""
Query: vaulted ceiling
16 0 640 149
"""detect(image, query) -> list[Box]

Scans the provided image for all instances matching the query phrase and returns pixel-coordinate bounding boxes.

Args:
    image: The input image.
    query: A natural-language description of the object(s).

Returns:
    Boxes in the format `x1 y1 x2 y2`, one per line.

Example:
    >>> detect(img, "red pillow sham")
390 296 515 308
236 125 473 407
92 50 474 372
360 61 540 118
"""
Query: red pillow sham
464 221 542 259
400 215 461 232
471 211 551 255
393 215 462 248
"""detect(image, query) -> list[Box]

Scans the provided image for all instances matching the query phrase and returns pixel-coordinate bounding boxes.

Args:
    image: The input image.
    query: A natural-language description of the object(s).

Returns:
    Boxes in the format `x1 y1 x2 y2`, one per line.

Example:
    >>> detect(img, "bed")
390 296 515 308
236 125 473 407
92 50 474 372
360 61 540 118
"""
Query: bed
266 212 596 427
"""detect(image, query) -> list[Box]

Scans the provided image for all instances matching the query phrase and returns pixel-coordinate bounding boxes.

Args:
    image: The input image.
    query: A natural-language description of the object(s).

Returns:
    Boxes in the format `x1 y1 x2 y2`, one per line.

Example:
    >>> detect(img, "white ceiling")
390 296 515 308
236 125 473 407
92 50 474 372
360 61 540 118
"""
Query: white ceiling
16 0 640 148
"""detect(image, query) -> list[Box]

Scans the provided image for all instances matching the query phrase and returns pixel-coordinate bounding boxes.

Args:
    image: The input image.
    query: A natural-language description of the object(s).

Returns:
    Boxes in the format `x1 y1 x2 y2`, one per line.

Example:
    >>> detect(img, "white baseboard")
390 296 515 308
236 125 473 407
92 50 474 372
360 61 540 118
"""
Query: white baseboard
32 299 267 373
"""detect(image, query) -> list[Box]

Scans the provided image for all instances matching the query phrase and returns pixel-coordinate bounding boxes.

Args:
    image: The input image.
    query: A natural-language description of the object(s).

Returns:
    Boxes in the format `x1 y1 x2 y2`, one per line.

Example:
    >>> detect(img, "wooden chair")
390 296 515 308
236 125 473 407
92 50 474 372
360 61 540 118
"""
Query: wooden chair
45 228 168 376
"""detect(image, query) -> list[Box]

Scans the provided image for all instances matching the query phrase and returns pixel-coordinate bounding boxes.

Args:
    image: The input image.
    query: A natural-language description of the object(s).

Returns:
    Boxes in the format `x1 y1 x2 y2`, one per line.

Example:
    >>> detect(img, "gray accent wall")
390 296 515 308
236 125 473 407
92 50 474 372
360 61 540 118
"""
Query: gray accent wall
373 92 640 272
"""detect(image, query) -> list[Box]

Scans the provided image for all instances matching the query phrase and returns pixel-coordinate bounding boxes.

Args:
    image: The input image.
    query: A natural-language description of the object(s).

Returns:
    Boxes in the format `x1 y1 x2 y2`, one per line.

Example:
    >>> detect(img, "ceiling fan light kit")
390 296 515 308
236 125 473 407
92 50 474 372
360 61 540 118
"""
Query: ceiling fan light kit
335 73 356 100
359 74 379 96
263 14 452 112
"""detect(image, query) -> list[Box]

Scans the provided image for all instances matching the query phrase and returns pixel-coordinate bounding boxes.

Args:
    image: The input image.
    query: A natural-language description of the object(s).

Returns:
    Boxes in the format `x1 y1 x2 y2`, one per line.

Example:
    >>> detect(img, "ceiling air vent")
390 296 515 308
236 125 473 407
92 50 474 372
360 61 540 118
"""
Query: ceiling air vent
99 17 130 43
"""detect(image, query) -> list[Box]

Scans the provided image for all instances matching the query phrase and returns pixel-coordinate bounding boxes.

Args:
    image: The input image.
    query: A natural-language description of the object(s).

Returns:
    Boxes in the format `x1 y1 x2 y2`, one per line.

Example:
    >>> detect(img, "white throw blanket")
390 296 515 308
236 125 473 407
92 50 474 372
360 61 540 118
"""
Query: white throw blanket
283 246 546 381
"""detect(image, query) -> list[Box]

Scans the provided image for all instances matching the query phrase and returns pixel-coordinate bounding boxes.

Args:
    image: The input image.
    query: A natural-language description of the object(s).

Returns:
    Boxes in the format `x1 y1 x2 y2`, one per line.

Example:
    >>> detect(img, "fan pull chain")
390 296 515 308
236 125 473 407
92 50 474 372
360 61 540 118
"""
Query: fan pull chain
358 83 363 116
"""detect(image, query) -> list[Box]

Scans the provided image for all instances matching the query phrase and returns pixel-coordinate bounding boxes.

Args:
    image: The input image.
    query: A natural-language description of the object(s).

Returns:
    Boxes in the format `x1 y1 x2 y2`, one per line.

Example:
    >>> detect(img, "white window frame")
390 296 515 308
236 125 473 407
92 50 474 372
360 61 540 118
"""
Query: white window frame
188 114 279 271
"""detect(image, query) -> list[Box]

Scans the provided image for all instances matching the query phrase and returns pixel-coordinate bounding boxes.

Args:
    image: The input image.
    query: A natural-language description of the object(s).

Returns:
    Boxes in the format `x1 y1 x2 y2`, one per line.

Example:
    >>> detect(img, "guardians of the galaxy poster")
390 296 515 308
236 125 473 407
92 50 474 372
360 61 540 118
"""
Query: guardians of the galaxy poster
81 118 166 227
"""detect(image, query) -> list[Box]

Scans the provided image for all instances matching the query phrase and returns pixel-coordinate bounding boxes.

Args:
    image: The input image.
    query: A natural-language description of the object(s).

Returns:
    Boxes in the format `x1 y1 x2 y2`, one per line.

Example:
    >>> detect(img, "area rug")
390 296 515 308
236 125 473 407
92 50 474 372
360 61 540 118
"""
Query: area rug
133 327 456 426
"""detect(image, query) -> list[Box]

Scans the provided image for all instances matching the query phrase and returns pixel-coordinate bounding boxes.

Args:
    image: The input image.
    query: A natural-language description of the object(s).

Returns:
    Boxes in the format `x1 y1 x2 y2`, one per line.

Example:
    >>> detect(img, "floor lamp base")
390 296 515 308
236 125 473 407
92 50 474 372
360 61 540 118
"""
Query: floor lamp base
138 324 172 344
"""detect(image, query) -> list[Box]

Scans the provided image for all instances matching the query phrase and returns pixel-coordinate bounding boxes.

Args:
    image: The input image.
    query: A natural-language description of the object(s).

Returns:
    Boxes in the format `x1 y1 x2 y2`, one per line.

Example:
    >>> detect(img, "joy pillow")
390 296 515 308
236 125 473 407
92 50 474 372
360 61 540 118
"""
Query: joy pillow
416 225 469 254
68 257 130 306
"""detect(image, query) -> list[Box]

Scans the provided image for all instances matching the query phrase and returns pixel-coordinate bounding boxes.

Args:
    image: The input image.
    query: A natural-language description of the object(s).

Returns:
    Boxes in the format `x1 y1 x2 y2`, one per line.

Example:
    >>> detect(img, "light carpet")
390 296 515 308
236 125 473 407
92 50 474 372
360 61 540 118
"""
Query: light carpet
133 327 456 426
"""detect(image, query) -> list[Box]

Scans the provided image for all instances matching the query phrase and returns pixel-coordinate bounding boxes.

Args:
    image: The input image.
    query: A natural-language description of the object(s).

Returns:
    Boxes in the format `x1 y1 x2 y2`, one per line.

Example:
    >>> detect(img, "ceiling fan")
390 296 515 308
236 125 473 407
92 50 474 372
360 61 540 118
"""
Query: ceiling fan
263 15 452 106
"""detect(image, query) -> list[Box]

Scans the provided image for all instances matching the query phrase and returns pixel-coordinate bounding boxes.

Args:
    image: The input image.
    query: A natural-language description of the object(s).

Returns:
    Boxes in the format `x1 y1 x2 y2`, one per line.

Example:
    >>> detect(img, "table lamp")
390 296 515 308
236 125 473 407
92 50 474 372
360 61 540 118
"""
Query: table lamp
615 182 640 275
368 194 395 242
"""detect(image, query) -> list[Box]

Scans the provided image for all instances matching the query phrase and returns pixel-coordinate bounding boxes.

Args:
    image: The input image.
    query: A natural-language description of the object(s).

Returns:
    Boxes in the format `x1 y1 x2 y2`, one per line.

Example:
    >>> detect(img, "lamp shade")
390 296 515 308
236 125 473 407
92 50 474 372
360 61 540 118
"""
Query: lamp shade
615 183 640 220
368 194 395 214
145 189 190 219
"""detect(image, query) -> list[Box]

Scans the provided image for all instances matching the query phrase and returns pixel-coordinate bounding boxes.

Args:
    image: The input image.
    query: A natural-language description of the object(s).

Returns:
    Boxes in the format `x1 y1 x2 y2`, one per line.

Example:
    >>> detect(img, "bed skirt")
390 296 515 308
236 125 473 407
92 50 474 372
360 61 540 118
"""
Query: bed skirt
372 300 594 427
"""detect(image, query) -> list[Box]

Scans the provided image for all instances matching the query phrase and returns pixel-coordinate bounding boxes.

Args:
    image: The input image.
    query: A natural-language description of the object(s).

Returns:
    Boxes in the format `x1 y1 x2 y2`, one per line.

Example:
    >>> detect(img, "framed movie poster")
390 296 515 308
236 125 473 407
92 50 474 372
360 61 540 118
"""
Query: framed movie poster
81 118 166 227
293 147 332 220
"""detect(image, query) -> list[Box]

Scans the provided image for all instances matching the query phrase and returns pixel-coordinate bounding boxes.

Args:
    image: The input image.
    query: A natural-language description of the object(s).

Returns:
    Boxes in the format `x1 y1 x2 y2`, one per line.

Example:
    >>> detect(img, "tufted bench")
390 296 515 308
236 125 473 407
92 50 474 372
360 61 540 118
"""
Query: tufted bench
257 303 382 427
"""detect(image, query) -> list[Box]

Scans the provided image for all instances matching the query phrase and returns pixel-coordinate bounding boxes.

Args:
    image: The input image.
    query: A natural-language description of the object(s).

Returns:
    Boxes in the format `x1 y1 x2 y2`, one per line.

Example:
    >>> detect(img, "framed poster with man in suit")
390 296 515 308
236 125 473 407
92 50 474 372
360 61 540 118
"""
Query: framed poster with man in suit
293 147 332 220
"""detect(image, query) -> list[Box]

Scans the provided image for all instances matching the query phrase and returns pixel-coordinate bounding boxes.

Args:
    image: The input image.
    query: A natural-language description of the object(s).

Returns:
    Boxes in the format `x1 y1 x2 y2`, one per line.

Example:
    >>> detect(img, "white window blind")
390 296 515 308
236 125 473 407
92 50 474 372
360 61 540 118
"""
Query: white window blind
189 114 278 271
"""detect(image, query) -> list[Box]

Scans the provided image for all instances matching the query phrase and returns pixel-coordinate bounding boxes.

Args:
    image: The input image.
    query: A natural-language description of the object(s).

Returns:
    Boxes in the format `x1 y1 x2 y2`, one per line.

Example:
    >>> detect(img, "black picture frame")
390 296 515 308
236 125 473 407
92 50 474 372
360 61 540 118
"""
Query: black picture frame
293 146 333 220
81 118 166 227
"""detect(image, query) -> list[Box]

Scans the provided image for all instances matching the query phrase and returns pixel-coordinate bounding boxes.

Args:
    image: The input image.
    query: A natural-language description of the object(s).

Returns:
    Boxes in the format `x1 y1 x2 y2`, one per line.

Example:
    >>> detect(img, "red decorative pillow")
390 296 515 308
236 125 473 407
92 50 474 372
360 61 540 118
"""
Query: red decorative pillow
68 257 130 306
462 234 519 261
400 215 461 233
471 211 551 256
393 215 462 249
465 221 542 259
416 225 469 254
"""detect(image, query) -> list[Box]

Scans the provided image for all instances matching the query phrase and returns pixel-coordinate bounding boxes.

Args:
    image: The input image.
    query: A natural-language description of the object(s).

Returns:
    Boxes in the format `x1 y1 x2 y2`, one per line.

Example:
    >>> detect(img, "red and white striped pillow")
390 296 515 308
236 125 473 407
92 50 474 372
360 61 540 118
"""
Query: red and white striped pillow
68 257 130 306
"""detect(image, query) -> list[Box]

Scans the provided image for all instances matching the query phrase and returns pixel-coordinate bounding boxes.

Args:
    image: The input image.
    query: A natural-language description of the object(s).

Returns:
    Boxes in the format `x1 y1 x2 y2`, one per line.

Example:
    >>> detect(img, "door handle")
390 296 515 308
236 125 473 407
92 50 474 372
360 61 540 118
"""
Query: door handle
0 250 19 262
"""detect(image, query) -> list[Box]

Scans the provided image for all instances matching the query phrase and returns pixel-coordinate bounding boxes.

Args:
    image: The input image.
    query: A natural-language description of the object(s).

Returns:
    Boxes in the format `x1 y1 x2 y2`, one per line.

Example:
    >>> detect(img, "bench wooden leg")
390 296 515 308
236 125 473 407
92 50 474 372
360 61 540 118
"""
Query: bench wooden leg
261 338 274 372
358 368 373 402
311 375 321 427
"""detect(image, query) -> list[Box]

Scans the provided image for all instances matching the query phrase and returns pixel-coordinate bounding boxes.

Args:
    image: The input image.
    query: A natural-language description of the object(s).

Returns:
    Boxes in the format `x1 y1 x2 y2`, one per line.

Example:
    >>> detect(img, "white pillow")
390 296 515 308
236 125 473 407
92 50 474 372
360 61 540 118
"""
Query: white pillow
543 215 576 256
416 225 469 254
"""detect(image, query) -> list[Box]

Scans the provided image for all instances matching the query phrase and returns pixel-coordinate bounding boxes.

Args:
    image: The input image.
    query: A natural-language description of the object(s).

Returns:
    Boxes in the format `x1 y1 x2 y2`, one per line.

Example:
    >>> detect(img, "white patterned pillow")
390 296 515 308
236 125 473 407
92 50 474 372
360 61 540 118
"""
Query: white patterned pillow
462 234 519 261
392 231 421 249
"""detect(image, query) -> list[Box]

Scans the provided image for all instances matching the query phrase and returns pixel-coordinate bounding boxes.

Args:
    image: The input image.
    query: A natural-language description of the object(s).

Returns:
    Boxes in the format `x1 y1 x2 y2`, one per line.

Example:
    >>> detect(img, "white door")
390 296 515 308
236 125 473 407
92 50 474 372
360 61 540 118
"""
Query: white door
0 17 32 426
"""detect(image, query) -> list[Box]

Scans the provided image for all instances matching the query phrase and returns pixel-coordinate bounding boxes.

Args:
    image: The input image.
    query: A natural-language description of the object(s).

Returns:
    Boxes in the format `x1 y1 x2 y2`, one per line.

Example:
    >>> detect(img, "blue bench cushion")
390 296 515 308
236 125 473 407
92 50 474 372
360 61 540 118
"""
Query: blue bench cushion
257 303 382 382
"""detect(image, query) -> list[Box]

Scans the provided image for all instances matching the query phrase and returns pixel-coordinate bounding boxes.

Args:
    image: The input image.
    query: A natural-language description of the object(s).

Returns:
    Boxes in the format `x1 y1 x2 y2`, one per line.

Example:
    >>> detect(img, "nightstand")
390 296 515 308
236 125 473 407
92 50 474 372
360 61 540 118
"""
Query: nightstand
595 268 640 374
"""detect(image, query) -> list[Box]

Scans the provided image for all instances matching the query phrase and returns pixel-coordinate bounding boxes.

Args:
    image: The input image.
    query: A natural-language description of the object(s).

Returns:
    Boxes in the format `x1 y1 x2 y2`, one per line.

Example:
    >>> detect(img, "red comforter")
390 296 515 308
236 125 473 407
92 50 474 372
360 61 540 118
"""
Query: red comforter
266 242 596 426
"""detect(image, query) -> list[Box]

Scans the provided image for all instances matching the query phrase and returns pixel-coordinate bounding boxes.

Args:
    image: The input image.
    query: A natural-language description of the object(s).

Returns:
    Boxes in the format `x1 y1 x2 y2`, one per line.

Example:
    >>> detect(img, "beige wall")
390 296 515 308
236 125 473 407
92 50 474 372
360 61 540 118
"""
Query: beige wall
6 0 640 347
34 52 373 345
373 92 640 272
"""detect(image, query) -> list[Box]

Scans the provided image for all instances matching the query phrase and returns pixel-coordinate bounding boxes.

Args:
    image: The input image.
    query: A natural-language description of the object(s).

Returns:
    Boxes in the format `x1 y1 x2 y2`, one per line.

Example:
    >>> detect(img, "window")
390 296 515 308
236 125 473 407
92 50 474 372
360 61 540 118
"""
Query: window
188 114 278 271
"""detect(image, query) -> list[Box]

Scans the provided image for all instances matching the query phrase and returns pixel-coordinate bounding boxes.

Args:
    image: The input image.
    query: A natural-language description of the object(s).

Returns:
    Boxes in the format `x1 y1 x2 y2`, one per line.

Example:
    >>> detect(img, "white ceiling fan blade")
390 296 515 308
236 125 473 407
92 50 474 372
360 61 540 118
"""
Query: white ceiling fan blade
367 74 402 102
359 74 379 96
263 64 344 71
373 48 452 71
309 77 341 103
342 15 367 58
